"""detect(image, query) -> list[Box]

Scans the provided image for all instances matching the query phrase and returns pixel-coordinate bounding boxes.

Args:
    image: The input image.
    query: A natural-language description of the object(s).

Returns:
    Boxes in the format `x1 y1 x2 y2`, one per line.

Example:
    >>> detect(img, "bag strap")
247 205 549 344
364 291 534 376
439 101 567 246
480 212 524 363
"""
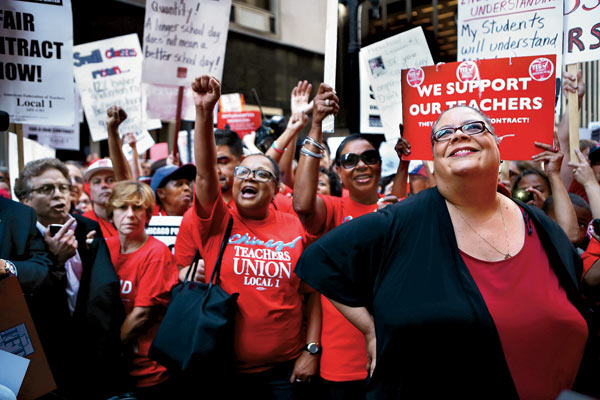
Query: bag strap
183 250 202 284
208 217 234 288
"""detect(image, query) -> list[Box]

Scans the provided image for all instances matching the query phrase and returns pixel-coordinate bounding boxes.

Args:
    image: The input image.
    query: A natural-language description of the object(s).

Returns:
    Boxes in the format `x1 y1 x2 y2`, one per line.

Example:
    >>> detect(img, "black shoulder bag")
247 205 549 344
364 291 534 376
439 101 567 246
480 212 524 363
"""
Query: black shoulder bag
149 217 239 373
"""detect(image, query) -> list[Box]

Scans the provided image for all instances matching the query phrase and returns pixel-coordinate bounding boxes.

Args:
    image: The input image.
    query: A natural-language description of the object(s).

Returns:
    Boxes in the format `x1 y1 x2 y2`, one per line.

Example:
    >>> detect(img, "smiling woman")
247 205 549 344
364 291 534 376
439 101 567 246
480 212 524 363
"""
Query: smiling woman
295 105 594 398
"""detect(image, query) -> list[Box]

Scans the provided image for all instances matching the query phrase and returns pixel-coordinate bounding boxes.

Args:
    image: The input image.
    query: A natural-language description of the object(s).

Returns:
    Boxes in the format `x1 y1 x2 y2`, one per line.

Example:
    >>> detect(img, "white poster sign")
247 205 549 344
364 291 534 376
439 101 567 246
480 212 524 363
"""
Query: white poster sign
143 83 196 121
0 0 74 126
23 124 79 151
322 0 338 134
8 132 55 199
359 51 384 135
360 27 434 141
142 0 232 86
122 130 155 160
146 216 183 254
563 1 600 64
458 0 562 65
73 34 160 142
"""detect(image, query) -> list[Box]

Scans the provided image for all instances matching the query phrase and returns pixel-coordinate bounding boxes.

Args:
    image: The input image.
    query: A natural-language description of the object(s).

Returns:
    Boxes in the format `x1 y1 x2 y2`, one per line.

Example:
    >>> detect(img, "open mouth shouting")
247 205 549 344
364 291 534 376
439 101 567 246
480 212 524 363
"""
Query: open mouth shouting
241 185 259 199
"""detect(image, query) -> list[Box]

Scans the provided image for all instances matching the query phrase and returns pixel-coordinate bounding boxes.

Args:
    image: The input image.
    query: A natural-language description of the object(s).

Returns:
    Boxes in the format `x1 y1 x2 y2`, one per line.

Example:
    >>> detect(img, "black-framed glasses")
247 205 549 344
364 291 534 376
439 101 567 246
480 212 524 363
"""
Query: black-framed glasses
432 120 489 142
233 166 275 183
31 183 71 196
339 149 380 169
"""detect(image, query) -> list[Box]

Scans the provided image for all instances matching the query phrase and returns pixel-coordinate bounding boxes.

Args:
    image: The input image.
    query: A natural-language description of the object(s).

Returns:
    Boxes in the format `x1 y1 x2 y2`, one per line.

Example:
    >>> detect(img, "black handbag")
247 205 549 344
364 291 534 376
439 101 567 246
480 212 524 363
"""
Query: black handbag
149 217 238 373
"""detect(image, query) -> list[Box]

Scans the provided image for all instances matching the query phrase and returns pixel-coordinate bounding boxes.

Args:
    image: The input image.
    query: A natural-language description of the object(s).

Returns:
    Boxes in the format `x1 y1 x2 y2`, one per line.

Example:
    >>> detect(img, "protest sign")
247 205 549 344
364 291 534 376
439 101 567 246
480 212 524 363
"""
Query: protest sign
217 111 261 137
563 1 600 64
322 0 338 133
23 124 79 151
121 130 155 160
359 51 385 135
220 93 245 112
457 0 562 65
73 34 160 142
143 83 196 121
142 0 231 85
8 132 55 198
0 0 74 126
146 216 182 254
401 55 556 160
360 27 434 141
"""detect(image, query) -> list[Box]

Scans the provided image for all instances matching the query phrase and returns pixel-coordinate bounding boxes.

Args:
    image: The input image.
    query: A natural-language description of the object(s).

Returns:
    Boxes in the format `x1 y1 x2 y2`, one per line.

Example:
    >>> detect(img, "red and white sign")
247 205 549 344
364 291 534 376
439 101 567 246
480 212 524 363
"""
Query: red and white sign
401 54 556 161
407 68 425 87
217 111 262 137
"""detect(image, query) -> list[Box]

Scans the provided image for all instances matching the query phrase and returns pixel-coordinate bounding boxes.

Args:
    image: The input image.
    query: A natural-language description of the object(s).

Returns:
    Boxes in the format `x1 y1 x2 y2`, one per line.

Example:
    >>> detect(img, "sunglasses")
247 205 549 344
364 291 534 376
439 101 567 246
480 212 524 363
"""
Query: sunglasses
432 121 489 142
233 166 275 183
338 149 380 169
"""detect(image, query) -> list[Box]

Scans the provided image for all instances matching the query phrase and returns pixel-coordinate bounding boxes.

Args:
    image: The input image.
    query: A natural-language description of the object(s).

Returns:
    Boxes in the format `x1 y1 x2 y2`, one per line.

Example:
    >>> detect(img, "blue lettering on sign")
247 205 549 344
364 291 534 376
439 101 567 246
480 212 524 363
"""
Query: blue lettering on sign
229 233 302 252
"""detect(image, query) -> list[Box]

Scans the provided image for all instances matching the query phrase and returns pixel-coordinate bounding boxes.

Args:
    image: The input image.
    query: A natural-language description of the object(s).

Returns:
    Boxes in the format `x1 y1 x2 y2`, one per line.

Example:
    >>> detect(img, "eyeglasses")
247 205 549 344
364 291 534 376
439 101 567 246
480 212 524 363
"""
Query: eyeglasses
339 149 380 169
233 166 275 183
432 121 489 142
31 183 71 196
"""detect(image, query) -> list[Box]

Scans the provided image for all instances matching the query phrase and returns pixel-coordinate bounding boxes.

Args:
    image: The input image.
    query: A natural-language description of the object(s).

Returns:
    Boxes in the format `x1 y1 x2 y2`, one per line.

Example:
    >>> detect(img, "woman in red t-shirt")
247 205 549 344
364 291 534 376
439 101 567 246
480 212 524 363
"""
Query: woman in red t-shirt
293 84 409 399
190 75 321 397
105 181 179 399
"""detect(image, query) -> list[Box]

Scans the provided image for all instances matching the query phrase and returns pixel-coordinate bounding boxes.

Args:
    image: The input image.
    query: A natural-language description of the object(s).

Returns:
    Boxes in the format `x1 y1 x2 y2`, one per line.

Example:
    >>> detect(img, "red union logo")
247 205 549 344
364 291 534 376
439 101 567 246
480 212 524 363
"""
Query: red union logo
456 61 479 82
529 58 554 82
177 67 187 78
406 68 425 87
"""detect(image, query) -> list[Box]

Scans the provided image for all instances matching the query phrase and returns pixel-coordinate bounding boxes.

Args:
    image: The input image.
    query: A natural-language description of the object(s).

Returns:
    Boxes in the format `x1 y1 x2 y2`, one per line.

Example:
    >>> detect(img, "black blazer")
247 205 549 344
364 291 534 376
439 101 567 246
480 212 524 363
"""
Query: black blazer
296 187 593 399
25 212 126 399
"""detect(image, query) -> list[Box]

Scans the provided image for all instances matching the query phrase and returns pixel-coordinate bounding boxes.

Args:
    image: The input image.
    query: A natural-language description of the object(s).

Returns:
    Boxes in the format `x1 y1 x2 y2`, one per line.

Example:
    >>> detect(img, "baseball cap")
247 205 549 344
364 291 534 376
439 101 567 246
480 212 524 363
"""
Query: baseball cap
150 164 197 193
84 158 114 182
589 145 600 165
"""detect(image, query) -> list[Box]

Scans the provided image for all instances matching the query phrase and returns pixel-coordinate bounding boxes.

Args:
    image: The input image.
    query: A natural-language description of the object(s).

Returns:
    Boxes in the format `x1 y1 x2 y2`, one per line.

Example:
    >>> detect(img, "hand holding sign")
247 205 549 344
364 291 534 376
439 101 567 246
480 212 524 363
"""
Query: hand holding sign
191 75 221 111
562 69 585 109
311 83 339 128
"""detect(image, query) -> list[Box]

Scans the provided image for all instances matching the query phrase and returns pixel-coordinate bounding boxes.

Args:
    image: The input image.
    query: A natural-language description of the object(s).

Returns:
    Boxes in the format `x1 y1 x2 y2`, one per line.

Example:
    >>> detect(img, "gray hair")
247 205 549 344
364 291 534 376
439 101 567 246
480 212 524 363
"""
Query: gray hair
14 158 69 200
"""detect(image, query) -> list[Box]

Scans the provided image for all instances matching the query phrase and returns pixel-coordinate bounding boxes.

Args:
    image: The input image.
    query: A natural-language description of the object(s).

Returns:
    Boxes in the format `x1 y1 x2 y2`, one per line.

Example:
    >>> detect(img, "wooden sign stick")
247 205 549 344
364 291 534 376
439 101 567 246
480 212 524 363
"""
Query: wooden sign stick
567 63 580 162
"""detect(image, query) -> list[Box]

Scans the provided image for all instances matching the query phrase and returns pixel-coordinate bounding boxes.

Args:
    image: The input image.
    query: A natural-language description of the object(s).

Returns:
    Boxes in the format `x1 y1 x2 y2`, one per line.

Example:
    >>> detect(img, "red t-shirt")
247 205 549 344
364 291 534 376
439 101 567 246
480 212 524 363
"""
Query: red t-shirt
192 193 311 373
582 236 600 278
569 180 589 204
319 195 381 381
106 236 179 387
461 222 588 399
82 209 118 238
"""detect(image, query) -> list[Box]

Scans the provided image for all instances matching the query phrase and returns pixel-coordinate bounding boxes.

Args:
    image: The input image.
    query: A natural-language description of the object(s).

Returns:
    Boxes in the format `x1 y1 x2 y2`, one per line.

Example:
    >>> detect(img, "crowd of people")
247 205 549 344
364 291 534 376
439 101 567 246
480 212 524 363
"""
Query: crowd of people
1 69 600 400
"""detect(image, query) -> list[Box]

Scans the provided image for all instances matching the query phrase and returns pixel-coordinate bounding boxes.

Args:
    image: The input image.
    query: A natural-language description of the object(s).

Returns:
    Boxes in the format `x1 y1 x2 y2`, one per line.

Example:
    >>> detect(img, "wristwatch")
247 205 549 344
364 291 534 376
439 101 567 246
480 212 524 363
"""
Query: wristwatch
1 259 17 277
304 342 321 355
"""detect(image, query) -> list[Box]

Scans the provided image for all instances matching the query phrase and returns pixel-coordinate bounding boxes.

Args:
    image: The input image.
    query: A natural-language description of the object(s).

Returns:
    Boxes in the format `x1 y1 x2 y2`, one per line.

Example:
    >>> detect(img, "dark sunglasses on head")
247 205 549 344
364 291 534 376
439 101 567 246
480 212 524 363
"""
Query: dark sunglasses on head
338 149 380 169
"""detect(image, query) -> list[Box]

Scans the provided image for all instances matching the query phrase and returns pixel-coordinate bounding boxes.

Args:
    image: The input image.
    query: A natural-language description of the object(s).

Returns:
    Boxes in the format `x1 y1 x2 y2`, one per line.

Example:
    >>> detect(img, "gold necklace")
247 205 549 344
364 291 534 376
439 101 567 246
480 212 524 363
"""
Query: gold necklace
452 199 511 260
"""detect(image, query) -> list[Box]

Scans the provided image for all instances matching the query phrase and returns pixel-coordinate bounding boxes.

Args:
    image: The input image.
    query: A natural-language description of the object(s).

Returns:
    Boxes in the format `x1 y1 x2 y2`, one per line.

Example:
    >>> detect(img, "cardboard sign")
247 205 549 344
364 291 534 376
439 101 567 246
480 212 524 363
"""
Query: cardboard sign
146 216 183 254
563 1 600 64
401 55 556 161
217 111 261 137
142 0 232 85
0 277 56 399
0 0 74 126
73 34 161 142
458 0 562 66
360 27 434 141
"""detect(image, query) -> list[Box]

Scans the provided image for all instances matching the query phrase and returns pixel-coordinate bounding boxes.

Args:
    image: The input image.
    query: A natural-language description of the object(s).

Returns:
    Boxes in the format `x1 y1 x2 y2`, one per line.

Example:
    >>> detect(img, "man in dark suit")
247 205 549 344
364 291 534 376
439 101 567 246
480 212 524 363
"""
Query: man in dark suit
14 158 126 400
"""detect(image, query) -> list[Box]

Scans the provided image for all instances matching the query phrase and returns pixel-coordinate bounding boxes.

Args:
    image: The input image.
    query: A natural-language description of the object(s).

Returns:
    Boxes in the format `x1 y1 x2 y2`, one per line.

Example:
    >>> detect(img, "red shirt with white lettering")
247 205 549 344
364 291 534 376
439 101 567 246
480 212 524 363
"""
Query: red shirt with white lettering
192 193 311 373
461 221 587 399
82 209 118 238
106 236 179 387
319 195 381 382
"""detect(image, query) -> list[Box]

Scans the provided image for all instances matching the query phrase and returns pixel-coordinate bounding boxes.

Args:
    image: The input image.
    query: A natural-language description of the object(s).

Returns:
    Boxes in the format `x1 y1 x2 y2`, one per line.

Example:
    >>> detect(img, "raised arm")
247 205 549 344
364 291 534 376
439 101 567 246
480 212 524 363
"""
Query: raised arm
106 106 133 181
558 69 585 189
192 76 222 218
266 112 307 188
293 83 339 234
570 148 600 219
532 139 579 242
390 135 411 199
123 133 142 179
